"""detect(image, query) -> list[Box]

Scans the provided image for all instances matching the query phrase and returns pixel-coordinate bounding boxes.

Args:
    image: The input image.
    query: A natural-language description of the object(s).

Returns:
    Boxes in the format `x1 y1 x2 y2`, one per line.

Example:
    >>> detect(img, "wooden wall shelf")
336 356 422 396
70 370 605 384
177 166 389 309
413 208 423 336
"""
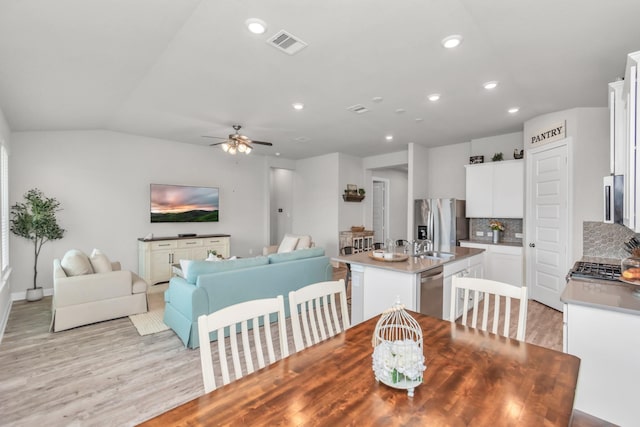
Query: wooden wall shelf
343 194 365 202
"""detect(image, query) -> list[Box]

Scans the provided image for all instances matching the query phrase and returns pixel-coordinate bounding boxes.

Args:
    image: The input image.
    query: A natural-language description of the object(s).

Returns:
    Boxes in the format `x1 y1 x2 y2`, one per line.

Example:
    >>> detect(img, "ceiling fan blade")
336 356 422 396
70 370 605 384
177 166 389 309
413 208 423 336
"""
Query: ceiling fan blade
250 140 273 146
209 141 231 146
202 135 227 139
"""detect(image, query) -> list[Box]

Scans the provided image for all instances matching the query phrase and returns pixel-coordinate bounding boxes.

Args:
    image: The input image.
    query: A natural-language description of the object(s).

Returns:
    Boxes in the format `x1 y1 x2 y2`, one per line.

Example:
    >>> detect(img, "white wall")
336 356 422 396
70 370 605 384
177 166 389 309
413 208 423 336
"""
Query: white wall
524 108 609 260
0 106 11 340
10 130 272 296
470 131 524 162
338 153 366 231
427 141 469 200
408 143 430 239
292 153 340 257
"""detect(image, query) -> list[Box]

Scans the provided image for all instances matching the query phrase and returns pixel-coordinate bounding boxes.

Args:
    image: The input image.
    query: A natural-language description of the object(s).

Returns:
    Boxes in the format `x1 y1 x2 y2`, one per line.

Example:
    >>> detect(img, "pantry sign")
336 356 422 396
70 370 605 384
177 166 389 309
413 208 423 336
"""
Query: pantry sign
530 121 566 145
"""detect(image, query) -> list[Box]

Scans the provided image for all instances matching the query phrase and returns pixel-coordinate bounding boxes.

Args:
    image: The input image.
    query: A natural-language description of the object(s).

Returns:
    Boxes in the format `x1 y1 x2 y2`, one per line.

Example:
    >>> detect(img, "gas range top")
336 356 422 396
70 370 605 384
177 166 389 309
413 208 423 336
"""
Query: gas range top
568 261 622 282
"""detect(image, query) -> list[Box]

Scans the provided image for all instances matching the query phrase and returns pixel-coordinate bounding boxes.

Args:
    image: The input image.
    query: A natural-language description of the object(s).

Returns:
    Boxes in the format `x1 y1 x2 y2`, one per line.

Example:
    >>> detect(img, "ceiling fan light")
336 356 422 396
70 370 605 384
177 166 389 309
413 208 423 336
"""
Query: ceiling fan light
238 143 247 153
221 143 230 152
245 146 252 154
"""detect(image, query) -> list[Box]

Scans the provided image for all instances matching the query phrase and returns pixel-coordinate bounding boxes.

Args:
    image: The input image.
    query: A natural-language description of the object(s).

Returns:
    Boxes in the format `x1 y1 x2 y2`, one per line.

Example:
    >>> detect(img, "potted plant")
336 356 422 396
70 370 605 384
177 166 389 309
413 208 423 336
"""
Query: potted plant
489 220 505 244
10 189 65 301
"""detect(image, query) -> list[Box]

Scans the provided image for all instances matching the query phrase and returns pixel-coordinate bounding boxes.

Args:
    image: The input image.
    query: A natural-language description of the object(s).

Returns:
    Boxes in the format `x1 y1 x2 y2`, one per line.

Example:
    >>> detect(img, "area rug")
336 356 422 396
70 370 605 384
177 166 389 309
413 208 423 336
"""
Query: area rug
129 283 169 336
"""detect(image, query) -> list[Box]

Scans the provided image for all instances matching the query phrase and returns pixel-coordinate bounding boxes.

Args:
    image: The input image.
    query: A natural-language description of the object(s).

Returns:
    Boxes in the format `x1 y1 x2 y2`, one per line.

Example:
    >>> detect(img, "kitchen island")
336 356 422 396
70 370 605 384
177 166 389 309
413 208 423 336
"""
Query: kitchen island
333 247 484 324
561 262 640 427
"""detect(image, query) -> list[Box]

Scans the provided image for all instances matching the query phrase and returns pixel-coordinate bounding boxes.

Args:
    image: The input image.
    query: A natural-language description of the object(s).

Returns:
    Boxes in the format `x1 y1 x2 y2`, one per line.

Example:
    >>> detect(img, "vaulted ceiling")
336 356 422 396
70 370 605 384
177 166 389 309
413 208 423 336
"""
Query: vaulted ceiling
1 0 639 159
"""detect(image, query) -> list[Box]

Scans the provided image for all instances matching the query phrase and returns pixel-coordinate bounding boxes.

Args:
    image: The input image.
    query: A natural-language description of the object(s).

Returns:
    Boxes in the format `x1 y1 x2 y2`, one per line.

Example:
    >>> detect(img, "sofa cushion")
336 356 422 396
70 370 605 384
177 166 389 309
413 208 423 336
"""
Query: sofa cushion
268 247 325 264
181 256 269 284
295 235 312 250
277 234 299 253
60 249 94 277
89 249 113 274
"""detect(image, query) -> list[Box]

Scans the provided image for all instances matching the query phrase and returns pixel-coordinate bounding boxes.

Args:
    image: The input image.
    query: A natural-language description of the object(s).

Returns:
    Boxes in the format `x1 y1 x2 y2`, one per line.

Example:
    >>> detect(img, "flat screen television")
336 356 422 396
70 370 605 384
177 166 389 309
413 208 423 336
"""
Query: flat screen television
150 184 219 223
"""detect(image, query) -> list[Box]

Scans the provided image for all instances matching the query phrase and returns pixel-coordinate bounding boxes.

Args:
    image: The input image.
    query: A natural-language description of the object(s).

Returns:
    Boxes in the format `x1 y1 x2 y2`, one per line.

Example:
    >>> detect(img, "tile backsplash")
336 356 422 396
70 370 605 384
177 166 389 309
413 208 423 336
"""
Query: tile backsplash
583 221 639 260
469 218 523 244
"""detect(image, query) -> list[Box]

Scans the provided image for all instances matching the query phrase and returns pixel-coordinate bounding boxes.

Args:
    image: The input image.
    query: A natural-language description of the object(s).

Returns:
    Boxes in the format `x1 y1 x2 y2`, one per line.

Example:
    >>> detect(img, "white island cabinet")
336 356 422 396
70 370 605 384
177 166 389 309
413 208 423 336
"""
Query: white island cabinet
333 248 484 325
562 278 640 426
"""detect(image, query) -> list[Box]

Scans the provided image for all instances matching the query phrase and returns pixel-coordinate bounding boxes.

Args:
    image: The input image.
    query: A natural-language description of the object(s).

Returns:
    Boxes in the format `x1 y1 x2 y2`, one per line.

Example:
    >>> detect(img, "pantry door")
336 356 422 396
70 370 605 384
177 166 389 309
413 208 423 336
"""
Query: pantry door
526 139 571 311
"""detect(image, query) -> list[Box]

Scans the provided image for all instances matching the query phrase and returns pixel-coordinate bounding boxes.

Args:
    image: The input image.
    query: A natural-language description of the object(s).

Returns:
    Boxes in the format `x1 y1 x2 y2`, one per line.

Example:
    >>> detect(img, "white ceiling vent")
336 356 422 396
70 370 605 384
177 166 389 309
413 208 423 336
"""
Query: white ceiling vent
268 30 308 55
347 104 370 114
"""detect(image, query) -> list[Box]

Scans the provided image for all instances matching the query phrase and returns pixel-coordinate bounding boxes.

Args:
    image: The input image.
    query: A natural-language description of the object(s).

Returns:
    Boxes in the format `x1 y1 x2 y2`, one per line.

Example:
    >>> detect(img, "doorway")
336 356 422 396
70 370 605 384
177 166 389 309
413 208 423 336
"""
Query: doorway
269 168 294 245
526 139 571 311
372 178 389 246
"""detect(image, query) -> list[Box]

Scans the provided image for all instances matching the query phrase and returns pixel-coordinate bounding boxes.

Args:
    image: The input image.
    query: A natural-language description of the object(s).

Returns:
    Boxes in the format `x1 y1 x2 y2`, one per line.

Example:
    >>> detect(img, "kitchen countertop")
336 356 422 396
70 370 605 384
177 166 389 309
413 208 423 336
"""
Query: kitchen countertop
459 239 523 248
331 246 484 274
561 256 640 316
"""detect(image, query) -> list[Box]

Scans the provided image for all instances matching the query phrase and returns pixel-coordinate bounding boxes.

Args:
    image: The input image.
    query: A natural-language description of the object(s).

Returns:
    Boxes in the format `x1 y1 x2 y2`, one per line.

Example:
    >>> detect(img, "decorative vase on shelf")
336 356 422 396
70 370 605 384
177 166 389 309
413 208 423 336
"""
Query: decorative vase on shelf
492 230 500 244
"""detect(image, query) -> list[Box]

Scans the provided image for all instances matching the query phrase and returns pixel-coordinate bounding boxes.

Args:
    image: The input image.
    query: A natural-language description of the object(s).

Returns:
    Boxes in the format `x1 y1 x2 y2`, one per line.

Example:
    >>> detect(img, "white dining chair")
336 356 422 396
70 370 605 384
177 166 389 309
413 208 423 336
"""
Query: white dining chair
197 295 289 393
288 279 350 353
450 276 528 341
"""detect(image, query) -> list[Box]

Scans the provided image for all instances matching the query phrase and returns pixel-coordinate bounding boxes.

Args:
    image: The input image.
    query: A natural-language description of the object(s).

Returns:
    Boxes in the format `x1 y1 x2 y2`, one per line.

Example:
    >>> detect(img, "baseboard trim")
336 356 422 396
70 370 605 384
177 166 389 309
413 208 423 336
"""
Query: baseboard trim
0 295 11 344
12 287 54 302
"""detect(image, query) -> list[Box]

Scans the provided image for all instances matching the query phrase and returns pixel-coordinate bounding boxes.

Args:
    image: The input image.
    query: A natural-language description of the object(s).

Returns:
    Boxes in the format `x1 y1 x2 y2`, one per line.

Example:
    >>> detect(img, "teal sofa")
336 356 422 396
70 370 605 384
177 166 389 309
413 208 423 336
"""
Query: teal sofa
163 247 332 348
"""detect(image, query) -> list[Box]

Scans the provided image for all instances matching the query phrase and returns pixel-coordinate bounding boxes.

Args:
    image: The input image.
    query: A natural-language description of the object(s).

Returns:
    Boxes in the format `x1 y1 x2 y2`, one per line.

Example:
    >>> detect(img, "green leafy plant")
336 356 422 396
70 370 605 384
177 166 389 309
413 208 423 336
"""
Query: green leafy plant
358 188 366 196
492 152 504 161
489 220 505 231
10 189 65 289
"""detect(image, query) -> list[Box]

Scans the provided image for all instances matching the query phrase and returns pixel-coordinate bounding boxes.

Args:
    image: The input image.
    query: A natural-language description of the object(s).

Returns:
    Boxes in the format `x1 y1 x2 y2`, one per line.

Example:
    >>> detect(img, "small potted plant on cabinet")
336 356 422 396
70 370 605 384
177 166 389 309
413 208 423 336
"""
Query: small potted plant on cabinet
10 188 65 301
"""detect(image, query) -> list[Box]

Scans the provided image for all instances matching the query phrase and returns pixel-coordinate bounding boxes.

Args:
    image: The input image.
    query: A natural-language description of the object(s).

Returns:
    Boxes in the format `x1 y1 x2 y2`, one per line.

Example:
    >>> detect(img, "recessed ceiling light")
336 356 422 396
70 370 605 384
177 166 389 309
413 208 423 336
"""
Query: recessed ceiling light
292 102 304 110
483 81 498 90
415 118 424 122
372 96 384 103
428 93 441 102
385 135 393 141
395 108 406 114
441 35 463 49
246 18 267 34
508 107 520 114
275 152 281 156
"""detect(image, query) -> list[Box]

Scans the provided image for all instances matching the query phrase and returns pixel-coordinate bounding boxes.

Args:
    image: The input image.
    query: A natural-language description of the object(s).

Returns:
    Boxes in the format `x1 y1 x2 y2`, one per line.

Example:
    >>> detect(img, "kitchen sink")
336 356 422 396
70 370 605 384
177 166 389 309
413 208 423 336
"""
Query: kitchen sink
413 251 455 260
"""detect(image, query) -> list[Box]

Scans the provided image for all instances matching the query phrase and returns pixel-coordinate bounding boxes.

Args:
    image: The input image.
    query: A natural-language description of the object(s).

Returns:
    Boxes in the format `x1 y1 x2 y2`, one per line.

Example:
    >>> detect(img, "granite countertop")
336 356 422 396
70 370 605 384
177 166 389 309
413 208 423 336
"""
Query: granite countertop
459 239 523 248
331 247 485 274
561 256 640 316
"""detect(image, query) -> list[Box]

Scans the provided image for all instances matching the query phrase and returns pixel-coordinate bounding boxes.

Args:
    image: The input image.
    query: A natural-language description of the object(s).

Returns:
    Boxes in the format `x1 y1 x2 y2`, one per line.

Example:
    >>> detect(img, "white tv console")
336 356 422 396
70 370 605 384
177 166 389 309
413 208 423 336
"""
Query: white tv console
138 234 230 285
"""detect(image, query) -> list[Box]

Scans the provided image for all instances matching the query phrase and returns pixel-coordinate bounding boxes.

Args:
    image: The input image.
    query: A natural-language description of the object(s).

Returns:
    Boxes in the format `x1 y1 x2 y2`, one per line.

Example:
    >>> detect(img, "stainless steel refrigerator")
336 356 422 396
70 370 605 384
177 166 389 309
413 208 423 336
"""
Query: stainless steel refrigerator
414 199 468 252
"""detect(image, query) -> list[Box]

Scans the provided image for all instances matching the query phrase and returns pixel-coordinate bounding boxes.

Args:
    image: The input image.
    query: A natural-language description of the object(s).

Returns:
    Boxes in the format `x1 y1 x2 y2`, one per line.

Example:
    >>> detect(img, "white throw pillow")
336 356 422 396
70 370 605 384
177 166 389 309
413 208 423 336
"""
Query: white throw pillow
277 234 299 253
180 259 193 279
89 249 113 274
60 249 94 277
295 235 312 250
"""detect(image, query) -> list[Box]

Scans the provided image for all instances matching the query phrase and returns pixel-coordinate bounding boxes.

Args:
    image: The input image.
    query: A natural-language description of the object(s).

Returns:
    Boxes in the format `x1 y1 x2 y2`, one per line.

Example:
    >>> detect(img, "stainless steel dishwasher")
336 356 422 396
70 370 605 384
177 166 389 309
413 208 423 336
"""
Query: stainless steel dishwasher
418 266 444 319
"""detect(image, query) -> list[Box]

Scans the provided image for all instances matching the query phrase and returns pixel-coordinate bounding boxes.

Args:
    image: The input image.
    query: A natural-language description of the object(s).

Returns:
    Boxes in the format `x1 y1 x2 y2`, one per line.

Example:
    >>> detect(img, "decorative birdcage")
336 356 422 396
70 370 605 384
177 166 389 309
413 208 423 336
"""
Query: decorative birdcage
371 301 426 397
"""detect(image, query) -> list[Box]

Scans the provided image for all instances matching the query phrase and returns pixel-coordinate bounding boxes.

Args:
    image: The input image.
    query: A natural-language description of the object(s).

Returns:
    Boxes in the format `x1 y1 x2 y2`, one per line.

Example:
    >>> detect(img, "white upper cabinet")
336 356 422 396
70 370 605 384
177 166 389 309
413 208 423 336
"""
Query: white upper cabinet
614 51 640 231
465 160 524 218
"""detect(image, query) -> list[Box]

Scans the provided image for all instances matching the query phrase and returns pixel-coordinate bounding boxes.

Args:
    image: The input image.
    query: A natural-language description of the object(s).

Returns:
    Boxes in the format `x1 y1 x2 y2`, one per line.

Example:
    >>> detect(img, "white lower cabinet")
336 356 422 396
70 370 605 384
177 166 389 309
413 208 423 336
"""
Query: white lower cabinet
460 242 523 287
443 253 484 320
138 235 230 285
564 303 640 426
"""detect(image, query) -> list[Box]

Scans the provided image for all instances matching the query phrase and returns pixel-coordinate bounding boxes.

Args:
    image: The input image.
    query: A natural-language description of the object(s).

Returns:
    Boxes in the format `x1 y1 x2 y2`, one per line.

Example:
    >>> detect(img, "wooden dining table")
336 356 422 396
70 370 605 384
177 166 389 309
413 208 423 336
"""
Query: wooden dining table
139 312 580 426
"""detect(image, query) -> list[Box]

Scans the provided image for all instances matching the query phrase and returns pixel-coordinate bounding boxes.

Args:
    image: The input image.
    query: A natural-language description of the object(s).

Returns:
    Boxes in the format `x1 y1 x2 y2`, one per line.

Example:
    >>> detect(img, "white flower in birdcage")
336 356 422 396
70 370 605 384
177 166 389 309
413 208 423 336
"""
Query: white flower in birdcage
371 301 426 397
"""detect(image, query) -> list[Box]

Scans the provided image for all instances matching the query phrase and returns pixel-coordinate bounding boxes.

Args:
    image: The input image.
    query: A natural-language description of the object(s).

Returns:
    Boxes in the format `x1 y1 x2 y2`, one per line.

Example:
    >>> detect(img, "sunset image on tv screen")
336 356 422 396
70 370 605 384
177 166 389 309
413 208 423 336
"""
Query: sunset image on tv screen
150 184 219 222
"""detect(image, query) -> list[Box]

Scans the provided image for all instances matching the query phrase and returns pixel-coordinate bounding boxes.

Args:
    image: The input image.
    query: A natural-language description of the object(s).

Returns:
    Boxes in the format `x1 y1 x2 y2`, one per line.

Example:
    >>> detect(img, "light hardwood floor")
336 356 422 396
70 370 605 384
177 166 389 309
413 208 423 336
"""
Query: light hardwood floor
1 268 569 426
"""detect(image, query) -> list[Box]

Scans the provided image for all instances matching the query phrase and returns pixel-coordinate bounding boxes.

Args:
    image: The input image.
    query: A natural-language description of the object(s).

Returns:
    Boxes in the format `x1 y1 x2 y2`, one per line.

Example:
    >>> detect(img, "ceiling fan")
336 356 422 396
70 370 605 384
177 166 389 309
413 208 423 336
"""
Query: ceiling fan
203 125 273 155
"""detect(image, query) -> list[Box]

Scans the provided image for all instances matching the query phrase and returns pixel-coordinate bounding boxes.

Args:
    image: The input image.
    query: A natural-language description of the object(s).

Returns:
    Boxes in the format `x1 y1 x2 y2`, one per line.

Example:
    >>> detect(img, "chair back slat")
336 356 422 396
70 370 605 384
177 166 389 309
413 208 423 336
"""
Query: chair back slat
450 277 528 341
289 279 350 353
197 295 289 393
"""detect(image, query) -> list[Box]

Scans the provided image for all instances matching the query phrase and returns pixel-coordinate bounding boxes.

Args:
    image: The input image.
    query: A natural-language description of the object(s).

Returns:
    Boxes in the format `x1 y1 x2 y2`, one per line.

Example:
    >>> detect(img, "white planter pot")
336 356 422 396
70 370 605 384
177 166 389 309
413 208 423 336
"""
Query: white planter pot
26 287 44 302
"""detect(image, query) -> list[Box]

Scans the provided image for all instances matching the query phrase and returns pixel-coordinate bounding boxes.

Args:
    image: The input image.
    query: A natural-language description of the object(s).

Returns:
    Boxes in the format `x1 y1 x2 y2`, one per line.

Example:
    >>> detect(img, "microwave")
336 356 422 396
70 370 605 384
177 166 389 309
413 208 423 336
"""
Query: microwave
603 175 623 224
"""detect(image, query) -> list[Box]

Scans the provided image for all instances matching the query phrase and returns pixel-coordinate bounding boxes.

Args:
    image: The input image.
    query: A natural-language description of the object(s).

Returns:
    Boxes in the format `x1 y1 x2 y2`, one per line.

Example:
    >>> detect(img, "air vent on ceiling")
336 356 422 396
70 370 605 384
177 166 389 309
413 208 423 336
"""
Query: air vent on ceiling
268 30 308 55
347 104 370 114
